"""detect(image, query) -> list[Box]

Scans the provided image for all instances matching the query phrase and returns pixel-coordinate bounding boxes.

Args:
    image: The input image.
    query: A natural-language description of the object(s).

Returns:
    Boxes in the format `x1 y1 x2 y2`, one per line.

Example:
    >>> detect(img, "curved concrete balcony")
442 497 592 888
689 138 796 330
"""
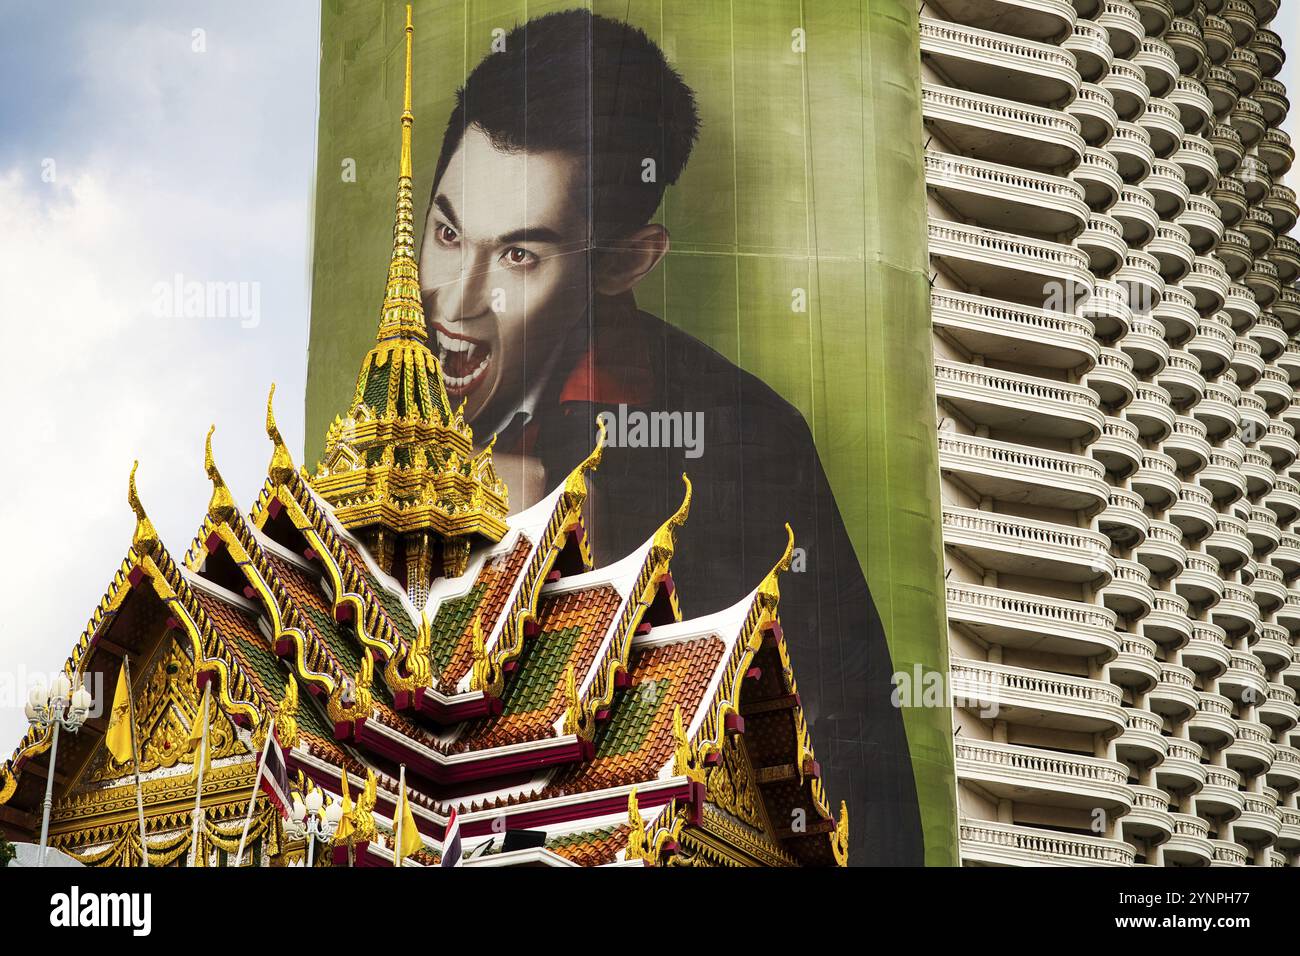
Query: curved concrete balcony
1240 205 1277 256
1229 97 1266 149
1092 415 1144 478
939 432 1109 512
935 359 1103 440
931 289 1098 369
920 17 1081 107
1184 255 1231 315
1103 558 1155 617
1144 591 1194 649
1081 278 1133 342
1196 764 1246 817
1212 175 1249 228
1248 311 1285 360
1280 342 1300 385
1154 736 1206 790
1190 693 1241 752
1264 479 1300 525
1260 420 1300 469
946 581 1121 657
1173 550 1225 606
1203 16 1236 67
1220 0 1258 46
1237 154 1274 205
1072 147 1123 212
1098 488 1151 548
1116 708 1170 764
1157 350 1204 406
1263 184 1298 235
1268 235 1300 285
1123 321 1171 377
1272 533 1300 578
1085 348 1137 411
1253 562 1289 612
1172 133 1219 195
1149 223 1194 283
1266 745 1300 793
1227 48 1262 98
928 219 1093 304
1227 721 1277 777
1255 367 1294 417
1255 77 1288 128
1216 230 1255 281
935 0 1076 42
1189 376 1240 439
1133 451 1180 511
1279 592 1300 636
1258 127 1294 178
1139 98 1184 159
925 150 1089 239
1163 812 1213 865
1225 282 1262 333
1276 288 1300 336
1178 195 1225 255
1115 251 1165 318
1137 518 1188 577
1135 39 1179 99
1133 0 1174 37
1260 682 1300 735
1206 512 1252 572
1220 653 1270 708
1212 581 1261 634
1153 284 1200 345
1167 24 1211 95
1280 807 1300 850
1233 341 1266 393
1170 482 1217 541
1200 443 1248 505
1066 82 1119 147
1076 213 1128 277
1249 28 1283 78
955 738 1133 811
921 84 1085 172
1211 840 1250 866
1112 634 1163 689
1107 121 1156 184
1256 626 1296 670
960 818 1136 866
1127 384 1176 442
1064 20 1113 84
1249 505 1282 556
1279 395 1300 434
1233 792 1282 846
1210 123 1245 181
1182 637 1230 692
1123 785 1175 843
1207 66 1242 121
1098 0 1145 60
951 659 1126 733
1162 414 1210 473
1245 260 1281 310
943 506 1115 584
1110 185 1159 246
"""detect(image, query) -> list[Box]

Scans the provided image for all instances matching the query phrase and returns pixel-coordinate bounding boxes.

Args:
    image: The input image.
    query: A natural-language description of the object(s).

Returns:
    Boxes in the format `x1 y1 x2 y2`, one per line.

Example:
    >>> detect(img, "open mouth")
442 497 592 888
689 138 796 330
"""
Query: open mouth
432 323 492 398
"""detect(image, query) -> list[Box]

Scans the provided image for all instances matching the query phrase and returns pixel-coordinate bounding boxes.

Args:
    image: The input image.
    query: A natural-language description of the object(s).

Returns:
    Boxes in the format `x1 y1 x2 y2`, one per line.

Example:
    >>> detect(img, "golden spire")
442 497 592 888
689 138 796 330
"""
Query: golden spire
377 3 425 344
127 461 159 556
265 384 297 485
564 417 608 499
651 474 692 554
757 523 795 609
204 426 236 523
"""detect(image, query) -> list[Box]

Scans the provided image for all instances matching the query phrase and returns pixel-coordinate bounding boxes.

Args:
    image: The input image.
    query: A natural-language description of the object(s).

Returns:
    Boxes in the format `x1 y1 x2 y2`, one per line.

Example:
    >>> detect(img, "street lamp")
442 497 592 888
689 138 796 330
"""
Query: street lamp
25 675 93 867
286 785 341 867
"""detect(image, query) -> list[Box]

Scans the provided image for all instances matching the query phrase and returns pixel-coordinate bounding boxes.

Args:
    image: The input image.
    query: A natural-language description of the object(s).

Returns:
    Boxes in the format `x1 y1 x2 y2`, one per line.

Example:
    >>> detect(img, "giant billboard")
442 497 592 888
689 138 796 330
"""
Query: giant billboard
307 0 955 865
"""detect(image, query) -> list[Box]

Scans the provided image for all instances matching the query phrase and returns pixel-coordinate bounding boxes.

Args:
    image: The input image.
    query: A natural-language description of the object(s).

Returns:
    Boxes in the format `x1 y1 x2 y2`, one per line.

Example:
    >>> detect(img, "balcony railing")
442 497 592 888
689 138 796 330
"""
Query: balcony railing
934 359 1103 440
955 739 1132 810
945 582 1120 657
960 819 1136 866
943 506 1115 584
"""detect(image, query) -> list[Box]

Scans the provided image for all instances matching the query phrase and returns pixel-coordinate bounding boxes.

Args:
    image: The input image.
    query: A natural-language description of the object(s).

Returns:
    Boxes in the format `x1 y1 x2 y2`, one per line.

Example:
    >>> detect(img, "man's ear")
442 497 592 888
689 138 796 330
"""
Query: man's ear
593 224 670 296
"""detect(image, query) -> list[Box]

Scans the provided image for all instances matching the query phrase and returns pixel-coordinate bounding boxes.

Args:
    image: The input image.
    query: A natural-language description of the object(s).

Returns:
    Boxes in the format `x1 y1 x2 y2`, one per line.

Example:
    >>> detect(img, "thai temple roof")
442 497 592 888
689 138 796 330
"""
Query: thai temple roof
0 5 846 868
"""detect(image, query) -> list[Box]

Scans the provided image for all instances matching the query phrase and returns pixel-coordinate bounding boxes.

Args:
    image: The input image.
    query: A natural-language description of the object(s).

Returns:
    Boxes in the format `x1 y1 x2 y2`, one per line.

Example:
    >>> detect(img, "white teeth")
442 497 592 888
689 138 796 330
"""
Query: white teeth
437 329 474 353
443 354 490 390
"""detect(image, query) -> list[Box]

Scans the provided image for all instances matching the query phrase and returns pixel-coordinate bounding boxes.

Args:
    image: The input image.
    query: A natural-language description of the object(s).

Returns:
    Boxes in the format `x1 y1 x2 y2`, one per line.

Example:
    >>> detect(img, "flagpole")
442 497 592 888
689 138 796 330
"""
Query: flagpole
395 763 406 868
123 655 150 868
235 716 275 867
189 682 211 865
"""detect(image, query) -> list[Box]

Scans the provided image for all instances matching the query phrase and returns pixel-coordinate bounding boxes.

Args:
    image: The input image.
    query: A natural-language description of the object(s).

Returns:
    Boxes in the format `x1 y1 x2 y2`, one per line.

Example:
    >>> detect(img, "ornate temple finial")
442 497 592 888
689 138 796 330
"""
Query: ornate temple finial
204 426 237 523
757 523 796 609
127 461 159 556
469 611 503 696
276 674 300 750
399 3 414 179
625 789 651 862
265 384 297 485
564 416 608 498
671 704 705 783
651 474 692 554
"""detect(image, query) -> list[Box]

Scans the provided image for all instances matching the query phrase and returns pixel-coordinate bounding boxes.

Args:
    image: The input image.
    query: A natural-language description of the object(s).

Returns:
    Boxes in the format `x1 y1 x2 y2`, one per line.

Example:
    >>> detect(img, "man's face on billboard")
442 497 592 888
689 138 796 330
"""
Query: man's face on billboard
419 124 590 429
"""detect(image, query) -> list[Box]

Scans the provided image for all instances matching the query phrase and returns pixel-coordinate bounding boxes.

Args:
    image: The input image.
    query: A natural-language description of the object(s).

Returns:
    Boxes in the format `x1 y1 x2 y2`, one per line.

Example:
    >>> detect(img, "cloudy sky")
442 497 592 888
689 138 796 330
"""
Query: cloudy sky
0 3 1296 750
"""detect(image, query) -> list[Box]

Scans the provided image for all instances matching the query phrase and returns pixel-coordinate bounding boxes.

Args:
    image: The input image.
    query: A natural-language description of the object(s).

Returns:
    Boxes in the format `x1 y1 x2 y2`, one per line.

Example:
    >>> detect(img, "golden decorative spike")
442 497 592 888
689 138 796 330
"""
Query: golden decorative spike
265 384 297 485
385 617 432 693
831 801 850 866
127 461 159 556
564 416 608 498
562 663 595 740
651 474 692 555
204 426 237 523
757 523 796 609
671 704 705 783
625 789 650 861
469 611 503 696
276 675 300 750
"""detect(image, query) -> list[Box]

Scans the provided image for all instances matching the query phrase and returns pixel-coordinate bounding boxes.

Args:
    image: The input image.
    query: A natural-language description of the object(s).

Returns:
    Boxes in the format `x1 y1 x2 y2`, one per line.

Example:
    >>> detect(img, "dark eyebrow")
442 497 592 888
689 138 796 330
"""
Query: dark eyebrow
494 226 565 246
432 193 461 232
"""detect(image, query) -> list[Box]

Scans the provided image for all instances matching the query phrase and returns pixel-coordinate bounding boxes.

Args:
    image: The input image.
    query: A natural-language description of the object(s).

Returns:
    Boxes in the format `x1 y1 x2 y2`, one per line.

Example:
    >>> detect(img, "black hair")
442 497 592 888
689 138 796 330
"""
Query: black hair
431 9 701 241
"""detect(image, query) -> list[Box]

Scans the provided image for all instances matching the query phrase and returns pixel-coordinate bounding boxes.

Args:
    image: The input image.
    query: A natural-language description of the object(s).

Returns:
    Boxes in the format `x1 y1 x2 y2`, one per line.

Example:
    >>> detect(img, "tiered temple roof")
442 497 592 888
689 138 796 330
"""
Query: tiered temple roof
0 6 846 868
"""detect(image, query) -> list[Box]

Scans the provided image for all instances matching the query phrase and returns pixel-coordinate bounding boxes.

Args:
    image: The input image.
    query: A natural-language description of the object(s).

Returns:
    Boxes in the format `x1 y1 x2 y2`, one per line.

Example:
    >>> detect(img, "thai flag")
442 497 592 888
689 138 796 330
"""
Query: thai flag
440 807 462 867
259 732 292 819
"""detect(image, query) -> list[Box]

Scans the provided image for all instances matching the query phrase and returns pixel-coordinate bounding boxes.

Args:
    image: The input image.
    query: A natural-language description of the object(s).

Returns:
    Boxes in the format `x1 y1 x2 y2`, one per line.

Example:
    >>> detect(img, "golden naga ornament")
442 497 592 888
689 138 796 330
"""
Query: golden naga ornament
327 649 376 726
562 663 596 740
385 617 433 694
671 705 706 784
468 612 503 697
127 461 159 556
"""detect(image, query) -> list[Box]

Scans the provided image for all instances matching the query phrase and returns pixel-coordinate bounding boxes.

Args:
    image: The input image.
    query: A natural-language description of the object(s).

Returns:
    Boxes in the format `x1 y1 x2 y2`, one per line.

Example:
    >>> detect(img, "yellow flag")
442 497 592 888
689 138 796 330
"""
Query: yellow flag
187 688 212 783
335 767 355 843
397 784 422 864
105 662 134 764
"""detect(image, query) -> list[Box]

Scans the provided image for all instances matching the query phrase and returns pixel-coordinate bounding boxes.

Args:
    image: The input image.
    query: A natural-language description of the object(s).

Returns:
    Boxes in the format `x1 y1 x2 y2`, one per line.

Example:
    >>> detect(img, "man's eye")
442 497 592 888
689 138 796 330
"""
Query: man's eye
503 247 535 266
437 224 457 243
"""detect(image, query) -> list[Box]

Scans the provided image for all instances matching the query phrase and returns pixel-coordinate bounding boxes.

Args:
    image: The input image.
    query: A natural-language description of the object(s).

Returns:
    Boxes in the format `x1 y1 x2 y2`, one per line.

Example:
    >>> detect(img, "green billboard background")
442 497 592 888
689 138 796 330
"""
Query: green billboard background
307 0 956 865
